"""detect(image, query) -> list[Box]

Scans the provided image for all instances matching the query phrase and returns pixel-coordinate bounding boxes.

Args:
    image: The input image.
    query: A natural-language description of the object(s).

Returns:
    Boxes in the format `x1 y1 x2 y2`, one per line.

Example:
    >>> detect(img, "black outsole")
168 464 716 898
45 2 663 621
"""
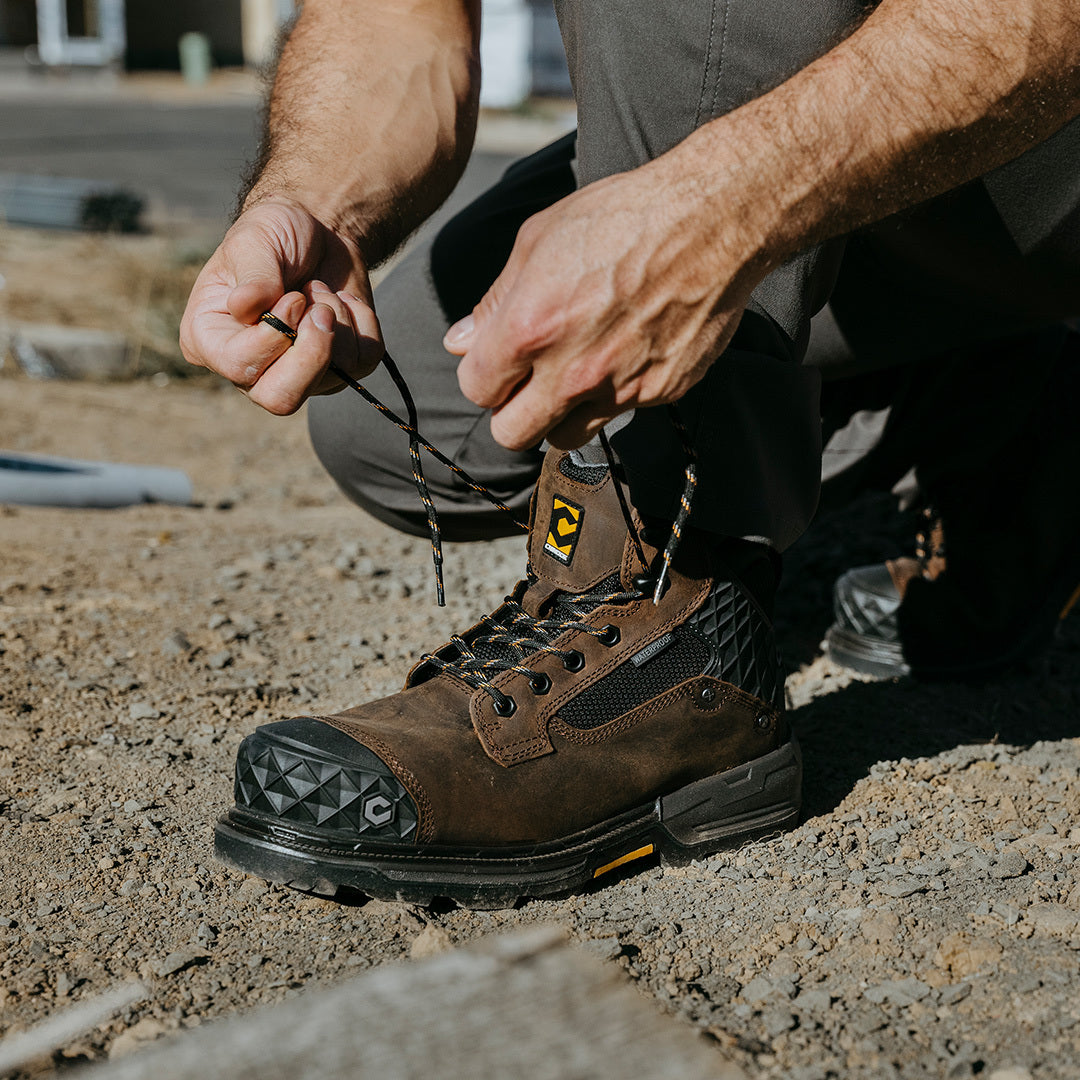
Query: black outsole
825 624 910 679
827 561 1080 682
214 738 802 909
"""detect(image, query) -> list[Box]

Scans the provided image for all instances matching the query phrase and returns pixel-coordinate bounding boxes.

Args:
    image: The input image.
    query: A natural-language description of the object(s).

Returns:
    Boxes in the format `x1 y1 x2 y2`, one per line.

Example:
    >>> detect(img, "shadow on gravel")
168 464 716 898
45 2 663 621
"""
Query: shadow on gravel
775 491 1080 819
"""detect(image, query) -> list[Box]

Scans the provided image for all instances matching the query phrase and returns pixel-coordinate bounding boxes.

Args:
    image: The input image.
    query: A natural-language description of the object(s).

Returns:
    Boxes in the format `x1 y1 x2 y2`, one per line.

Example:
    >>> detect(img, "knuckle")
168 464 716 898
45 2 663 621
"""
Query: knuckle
504 302 561 356
516 214 544 248
251 385 303 416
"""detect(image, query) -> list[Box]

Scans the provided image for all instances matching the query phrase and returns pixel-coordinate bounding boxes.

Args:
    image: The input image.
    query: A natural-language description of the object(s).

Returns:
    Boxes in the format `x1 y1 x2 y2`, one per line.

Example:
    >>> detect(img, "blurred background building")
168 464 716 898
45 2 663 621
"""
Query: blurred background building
0 0 570 104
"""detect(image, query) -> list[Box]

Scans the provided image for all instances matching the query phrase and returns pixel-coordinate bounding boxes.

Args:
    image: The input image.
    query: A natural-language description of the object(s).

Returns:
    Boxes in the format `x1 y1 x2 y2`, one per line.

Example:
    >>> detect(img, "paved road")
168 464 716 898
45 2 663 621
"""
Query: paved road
0 98 263 226
0 90 529 232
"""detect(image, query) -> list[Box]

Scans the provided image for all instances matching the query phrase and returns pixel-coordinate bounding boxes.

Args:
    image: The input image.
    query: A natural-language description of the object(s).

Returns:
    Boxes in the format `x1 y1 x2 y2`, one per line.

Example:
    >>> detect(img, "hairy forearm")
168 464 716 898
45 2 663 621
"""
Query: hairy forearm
676 0 1080 281
243 0 480 265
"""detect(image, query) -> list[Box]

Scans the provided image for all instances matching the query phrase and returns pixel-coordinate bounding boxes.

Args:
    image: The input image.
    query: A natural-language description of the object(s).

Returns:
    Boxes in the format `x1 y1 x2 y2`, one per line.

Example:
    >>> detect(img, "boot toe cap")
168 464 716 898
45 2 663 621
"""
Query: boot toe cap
233 716 419 843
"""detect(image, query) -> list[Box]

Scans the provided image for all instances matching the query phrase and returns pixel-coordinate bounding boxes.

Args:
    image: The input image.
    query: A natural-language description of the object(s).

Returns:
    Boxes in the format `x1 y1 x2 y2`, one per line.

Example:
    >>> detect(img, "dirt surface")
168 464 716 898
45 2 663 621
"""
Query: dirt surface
3 366 1080 1080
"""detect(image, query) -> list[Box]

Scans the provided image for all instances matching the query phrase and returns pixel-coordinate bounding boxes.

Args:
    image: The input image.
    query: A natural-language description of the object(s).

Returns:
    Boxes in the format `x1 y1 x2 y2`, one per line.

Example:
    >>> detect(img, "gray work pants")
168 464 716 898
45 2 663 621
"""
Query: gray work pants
309 0 1080 549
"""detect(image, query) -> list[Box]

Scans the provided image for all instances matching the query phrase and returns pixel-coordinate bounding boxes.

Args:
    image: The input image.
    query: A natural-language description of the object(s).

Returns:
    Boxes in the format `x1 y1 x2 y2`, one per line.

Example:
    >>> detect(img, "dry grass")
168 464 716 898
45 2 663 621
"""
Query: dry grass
0 225 217 378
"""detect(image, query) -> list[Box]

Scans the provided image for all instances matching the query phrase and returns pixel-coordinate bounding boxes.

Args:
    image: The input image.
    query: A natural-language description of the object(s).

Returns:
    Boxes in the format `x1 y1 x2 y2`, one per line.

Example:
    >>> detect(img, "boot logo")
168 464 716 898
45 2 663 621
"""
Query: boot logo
543 495 584 565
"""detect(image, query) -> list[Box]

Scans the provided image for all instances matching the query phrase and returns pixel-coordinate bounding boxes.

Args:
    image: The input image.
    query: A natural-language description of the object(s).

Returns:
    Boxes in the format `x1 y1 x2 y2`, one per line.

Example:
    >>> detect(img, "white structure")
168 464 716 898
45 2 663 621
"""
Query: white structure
34 0 125 66
241 0 296 69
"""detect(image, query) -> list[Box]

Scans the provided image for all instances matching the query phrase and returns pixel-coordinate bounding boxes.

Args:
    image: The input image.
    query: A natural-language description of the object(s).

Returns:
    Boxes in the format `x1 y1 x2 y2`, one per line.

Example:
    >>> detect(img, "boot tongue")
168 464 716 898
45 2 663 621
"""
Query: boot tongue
528 450 637 594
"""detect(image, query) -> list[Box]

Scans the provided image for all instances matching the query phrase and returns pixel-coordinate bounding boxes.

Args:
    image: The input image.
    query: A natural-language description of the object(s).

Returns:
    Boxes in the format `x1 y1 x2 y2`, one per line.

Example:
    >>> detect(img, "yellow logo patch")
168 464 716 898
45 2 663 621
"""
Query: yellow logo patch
543 495 584 566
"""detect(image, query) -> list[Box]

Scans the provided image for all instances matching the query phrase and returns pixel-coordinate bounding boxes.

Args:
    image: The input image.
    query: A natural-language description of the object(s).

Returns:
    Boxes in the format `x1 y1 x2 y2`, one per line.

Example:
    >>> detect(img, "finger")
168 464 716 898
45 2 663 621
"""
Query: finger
451 267 543 411
224 209 320 323
487 369 570 452
303 281 374 382
245 302 335 415
544 402 620 451
333 289 384 380
237 291 309 387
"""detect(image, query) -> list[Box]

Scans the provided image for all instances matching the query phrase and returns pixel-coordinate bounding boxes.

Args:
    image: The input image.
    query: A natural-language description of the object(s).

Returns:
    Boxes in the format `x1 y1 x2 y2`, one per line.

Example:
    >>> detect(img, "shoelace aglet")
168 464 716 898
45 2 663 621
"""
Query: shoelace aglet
651 565 669 606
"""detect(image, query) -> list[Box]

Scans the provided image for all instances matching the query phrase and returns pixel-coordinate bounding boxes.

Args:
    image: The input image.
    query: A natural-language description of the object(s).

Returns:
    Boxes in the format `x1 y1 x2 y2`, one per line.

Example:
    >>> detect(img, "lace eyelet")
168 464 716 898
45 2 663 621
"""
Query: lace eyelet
529 673 552 695
493 694 517 717
596 624 620 647
562 650 585 673
632 574 655 595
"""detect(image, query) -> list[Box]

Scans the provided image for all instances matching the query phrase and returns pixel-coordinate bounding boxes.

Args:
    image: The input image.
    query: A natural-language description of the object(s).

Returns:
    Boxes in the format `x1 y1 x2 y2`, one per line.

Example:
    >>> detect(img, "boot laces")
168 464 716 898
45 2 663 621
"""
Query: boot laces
327 354 698 609
914 504 946 579
419 576 646 712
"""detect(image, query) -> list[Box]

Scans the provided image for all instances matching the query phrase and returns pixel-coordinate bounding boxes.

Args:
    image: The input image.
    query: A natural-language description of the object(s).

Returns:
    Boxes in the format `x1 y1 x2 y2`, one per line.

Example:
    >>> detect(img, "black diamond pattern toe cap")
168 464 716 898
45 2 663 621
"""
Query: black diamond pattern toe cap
233 717 418 843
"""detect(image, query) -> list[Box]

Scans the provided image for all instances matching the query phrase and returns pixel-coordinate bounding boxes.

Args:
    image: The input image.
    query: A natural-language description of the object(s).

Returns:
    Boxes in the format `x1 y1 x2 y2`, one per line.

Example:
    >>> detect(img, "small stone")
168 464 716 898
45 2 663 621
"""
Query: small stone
128 702 160 722
155 948 209 977
696 974 739 1003
796 989 833 1013
55 971 73 997
0 916 15 928
109 1018 168 1058
864 978 930 1008
409 924 452 959
933 932 1003 977
989 850 1029 880
880 878 927 898
235 878 268 903
206 650 233 671
741 975 797 1005
987 1068 1034 1080
123 799 147 815
761 1006 798 1037
939 983 973 1005
160 631 192 658
1025 903 1080 936
583 937 623 962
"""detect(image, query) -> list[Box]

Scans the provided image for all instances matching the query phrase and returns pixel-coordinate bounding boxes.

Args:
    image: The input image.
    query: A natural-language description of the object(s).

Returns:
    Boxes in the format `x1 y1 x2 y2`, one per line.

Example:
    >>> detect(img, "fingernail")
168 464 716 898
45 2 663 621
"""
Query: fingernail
311 304 335 333
311 280 332 294
444 314 475 348
337 290 360 303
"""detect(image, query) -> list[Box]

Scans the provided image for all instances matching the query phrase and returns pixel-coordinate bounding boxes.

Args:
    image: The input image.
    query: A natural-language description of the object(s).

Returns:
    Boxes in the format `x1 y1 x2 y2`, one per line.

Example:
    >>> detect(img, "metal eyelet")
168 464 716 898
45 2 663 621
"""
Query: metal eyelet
755 713 771 730
493 695 517 717
632 574 655 595
597 624 620 647
529 673 552 695
699 686 716 704
562 650 586 672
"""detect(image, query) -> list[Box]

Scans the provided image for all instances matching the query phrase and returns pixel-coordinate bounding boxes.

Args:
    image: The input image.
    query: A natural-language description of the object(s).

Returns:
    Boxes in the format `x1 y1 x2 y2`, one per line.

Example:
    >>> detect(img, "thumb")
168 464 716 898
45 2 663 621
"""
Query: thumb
226 247 289 325
222 207 319 324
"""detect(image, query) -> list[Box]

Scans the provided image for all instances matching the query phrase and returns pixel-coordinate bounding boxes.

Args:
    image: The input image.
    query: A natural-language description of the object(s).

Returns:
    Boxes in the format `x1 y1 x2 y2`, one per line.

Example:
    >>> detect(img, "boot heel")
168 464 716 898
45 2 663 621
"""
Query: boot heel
658 738 802 856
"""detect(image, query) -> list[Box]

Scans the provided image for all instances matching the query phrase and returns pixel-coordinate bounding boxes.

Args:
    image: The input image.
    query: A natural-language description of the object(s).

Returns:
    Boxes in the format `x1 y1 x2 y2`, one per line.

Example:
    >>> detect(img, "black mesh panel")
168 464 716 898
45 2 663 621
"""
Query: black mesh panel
557 627 710 729
558 457 608 484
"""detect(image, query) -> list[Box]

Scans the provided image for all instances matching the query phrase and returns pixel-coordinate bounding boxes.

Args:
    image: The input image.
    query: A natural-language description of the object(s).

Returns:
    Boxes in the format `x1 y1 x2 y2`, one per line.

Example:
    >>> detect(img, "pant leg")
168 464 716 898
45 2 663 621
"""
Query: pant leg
556 0 1080 551
307 134 576 541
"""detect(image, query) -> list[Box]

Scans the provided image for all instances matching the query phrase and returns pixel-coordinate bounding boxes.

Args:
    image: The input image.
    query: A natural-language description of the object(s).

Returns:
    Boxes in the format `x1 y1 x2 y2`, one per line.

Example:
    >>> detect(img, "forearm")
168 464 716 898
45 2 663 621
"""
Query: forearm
244 0 480 265
675 0 1080 282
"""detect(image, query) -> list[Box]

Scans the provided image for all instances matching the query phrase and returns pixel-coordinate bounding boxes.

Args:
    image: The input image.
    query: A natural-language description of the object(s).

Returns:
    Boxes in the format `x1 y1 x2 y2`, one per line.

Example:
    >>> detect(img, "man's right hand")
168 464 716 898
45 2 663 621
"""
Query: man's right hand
179 198 384 415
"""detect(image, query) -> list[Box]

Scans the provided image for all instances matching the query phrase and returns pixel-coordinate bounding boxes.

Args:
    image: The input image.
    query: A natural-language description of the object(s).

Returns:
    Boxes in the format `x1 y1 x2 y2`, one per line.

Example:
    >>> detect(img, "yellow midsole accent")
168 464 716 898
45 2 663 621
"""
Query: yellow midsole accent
593 843 655 879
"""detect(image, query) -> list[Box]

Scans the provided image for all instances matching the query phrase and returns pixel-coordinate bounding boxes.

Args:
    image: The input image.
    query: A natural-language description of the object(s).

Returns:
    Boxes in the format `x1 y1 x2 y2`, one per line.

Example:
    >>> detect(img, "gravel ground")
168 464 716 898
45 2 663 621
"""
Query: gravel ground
2 372 1080 1079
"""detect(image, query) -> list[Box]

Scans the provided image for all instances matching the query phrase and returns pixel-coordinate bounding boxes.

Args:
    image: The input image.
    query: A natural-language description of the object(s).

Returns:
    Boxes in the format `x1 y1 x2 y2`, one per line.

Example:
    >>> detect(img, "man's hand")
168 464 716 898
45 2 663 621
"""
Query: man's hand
449 0 1080 453
447 161 764 450
179 199 383 415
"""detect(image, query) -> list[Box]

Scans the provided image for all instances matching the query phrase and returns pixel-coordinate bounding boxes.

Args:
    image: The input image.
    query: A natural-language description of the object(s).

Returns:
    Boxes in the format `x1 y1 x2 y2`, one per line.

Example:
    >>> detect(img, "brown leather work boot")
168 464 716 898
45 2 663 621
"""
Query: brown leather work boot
215 450 800 907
